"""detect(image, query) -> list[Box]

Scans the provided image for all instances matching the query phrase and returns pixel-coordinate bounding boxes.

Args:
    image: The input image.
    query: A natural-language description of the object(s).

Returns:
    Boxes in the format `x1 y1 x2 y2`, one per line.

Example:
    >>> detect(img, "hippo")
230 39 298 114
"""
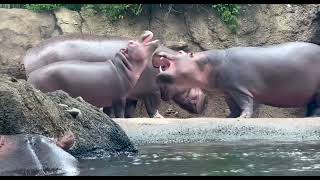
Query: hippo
27 32 160 115
23 32 207 118
110 46 207 118
152 42 320 118
0 132 78 176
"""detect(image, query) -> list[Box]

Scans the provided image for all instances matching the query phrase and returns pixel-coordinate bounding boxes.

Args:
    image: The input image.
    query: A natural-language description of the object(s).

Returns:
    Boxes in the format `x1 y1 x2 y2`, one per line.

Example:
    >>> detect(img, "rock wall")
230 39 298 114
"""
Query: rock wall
1 4 320 118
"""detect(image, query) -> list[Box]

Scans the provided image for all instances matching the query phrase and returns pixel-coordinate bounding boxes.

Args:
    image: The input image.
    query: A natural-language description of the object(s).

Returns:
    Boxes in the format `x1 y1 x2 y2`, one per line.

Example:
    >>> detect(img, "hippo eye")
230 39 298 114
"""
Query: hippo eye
128 40 135 46
179 50 184 54
189 52 194 58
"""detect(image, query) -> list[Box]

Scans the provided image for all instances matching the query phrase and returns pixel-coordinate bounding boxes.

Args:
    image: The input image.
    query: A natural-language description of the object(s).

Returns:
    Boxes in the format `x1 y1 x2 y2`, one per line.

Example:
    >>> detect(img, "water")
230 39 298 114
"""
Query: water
77 140 320 176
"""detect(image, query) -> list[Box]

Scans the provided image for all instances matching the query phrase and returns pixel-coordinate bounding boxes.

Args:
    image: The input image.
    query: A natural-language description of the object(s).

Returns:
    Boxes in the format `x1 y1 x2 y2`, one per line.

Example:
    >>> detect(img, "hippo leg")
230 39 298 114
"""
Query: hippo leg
0 136 5 148
252 102 261 117
306 93 320 117
226 95 260 118
225 95 242 118
56 131 75 151
152 110 164 118
306 99 317 117
103 106 114 118
112 98 126 118
124 100 138 118
227 91 255 118
143 92 164 118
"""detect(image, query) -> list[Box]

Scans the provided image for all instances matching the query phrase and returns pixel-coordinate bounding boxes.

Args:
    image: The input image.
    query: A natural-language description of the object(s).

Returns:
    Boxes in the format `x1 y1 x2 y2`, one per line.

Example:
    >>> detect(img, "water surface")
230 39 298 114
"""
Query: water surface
78 140 320 176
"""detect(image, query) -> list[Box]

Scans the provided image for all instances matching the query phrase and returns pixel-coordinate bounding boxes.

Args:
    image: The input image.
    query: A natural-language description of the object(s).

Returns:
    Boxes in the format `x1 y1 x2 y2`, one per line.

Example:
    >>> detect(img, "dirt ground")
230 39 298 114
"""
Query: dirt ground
135 89 305 118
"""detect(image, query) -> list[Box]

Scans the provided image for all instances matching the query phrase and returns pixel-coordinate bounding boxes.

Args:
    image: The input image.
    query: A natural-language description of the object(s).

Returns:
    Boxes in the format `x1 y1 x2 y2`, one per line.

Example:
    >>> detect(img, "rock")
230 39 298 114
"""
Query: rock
54 8 82 34
80 7 149 37
165 40 189 51
0 74 136 158
0 8 56 79
149 5 193 50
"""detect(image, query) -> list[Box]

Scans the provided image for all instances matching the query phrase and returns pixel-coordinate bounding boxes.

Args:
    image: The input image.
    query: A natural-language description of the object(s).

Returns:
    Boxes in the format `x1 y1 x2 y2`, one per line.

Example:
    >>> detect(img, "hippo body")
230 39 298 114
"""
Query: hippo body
153 42 320 118
0 133 78 176
28 59 134 108
23 33 207 118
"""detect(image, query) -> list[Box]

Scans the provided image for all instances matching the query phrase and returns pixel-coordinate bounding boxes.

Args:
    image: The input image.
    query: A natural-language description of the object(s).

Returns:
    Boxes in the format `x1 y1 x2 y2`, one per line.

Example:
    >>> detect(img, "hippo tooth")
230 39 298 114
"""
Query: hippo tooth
159 66 164 72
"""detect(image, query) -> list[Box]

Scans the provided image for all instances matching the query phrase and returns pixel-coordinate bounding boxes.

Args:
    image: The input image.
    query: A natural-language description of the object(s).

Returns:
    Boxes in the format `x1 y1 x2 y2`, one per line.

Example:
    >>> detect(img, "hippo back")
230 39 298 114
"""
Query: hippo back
23 34 130 76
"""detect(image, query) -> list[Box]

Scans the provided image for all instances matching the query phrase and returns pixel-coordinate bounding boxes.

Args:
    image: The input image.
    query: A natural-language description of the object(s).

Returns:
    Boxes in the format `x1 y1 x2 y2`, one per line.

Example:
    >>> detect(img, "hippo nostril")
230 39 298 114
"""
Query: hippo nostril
120 48 128 54
128 41 134 45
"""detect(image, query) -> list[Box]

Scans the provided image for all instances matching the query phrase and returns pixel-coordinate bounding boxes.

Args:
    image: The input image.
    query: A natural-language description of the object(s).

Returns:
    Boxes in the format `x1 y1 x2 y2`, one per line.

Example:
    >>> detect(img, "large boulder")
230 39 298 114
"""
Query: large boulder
0 74 136 157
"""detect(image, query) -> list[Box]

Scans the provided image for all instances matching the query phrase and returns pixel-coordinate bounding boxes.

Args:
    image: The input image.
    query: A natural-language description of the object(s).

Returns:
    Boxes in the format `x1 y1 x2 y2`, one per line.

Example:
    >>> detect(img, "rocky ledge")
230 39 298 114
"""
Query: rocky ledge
0 74 136 158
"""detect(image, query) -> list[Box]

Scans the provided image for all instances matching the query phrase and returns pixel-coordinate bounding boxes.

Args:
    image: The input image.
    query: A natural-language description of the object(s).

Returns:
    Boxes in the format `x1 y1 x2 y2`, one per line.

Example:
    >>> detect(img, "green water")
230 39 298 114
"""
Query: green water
78 140 320 176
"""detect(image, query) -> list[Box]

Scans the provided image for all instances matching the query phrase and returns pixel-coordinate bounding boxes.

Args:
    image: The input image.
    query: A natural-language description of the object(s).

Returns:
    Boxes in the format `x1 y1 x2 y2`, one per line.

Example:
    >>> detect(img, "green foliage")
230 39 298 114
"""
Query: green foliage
0 4 241 31
25 4 63 12
62 4 83 11
84 4 143 21
212 4 241 33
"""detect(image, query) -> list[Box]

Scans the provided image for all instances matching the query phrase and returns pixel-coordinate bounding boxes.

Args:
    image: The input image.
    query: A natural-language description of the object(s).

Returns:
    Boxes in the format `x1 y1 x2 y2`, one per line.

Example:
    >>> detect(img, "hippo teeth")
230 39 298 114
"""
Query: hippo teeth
159 66 164 72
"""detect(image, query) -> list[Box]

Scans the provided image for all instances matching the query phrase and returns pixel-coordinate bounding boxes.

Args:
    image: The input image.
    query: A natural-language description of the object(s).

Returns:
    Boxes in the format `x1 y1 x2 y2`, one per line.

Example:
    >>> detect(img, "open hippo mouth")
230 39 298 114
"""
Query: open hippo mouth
152 54 172 72
152 53 176 84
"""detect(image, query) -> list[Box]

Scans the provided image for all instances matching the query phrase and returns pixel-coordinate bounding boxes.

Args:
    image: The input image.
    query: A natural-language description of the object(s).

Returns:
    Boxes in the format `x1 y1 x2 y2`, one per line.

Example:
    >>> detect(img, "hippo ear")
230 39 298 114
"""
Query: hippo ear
140 30 153 43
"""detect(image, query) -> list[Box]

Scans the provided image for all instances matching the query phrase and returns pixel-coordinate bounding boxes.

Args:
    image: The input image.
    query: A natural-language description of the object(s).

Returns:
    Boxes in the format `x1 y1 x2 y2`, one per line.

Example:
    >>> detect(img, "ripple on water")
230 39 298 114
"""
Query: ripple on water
76 141 320 176
132 162 142 165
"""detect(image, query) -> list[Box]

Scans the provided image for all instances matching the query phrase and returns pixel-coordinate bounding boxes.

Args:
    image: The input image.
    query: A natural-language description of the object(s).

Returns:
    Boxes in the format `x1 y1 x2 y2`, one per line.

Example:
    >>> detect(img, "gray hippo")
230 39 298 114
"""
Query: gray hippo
23 32 207 118
152 42 320 118
0 132 78 176
27 31 160 113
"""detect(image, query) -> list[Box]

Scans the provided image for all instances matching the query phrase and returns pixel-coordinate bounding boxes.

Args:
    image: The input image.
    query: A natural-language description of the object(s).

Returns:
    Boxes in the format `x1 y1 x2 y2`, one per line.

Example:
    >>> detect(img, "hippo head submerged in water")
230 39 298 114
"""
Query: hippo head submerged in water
152 50 212 91
0 132 78 176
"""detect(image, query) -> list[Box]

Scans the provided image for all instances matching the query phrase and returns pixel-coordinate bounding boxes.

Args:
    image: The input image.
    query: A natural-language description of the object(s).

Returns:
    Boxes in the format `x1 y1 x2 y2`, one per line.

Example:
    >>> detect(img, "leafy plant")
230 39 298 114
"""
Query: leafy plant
212 4 241 33
85 4 144 21
25 4 63 12
62 4 83 11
